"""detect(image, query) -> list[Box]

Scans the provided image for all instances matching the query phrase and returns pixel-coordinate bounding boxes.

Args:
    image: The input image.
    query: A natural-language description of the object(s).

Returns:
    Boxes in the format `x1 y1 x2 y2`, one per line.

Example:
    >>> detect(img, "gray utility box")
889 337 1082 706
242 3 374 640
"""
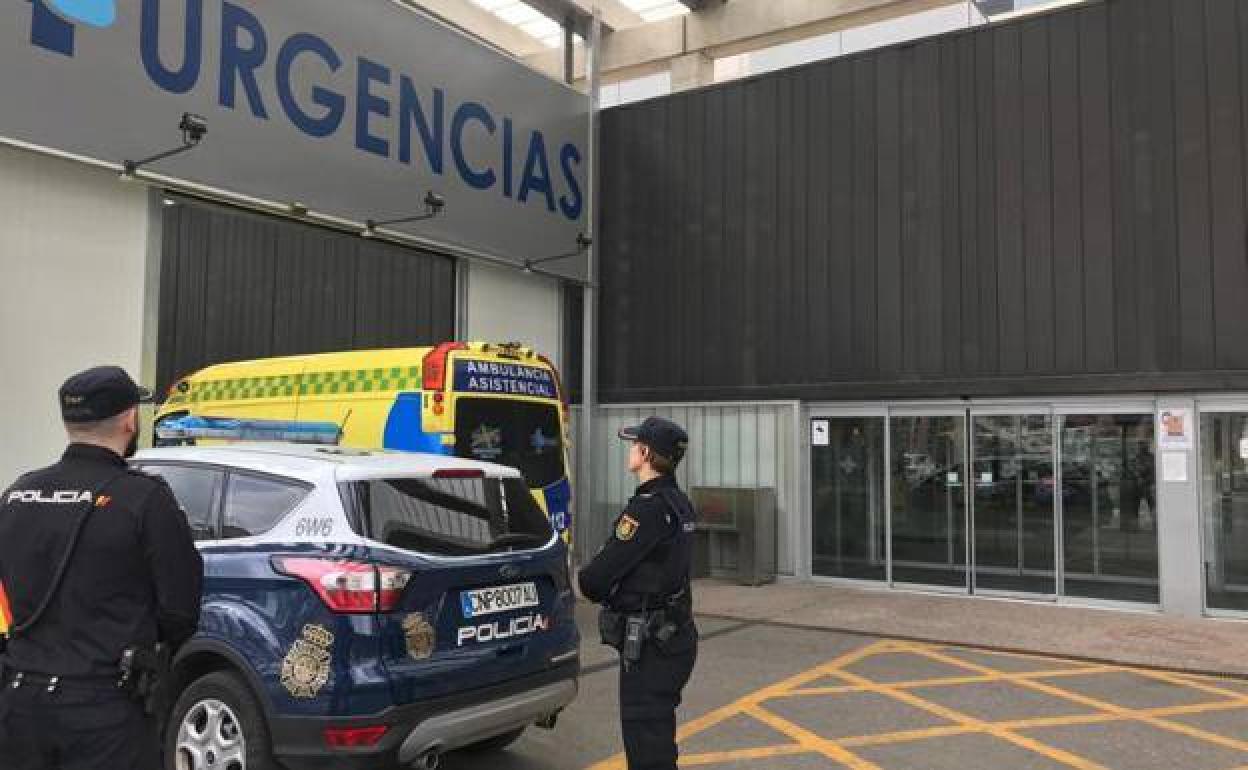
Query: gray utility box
689 487 777 586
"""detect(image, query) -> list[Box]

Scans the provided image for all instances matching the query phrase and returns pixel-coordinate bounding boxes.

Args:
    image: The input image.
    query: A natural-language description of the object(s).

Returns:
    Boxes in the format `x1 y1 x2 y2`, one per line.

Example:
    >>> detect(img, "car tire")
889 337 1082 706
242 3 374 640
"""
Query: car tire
462 727 526 753
166 670 279 770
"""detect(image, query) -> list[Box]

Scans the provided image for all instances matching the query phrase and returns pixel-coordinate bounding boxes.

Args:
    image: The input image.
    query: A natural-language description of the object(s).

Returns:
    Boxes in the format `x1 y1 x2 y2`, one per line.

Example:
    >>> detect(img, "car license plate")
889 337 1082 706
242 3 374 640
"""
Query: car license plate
460 583 539 619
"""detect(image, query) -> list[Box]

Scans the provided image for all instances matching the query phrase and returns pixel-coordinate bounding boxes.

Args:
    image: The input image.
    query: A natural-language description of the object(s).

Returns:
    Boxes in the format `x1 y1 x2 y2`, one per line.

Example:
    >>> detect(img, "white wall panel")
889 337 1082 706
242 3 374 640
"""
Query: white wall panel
462 261 563 369
0 145 153 484
571 402 800 576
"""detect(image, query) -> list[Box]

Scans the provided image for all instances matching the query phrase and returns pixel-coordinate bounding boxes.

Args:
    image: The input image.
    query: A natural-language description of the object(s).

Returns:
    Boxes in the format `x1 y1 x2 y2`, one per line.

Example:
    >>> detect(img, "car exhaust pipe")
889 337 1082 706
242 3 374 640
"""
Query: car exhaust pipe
412 750 441 770
536 711 559 730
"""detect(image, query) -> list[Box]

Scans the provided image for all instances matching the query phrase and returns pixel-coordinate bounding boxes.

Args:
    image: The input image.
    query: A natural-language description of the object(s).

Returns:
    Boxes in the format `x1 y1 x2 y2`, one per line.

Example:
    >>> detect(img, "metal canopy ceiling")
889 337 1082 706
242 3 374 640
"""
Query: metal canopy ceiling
463 0 688 49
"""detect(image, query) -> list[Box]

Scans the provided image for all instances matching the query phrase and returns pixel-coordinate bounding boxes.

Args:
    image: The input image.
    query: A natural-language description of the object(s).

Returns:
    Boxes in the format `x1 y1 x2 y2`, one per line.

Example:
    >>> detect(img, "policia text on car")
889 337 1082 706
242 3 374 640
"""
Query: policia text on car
0 366 204 770
580 417 699 770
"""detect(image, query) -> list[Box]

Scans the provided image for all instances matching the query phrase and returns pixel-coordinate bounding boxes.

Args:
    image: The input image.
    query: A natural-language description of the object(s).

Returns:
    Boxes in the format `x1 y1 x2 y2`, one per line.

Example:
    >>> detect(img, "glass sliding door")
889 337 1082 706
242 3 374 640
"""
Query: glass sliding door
971 415 1056 596
811 418 887 581
1201 412 1248 613
1059 414 1159 603
890 415 968 588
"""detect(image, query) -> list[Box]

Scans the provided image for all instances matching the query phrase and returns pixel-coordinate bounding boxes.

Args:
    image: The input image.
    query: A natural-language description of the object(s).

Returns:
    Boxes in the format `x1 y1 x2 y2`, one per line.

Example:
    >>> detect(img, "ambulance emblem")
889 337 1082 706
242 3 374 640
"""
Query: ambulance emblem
403 613 437 660
281 624 334 698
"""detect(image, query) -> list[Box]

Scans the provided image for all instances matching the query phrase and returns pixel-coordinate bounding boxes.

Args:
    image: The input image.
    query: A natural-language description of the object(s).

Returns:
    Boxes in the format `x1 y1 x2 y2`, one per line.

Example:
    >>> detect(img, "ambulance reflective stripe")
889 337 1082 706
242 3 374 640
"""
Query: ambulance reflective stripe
5 490 93 504
168 367 424 405
457 613 551 646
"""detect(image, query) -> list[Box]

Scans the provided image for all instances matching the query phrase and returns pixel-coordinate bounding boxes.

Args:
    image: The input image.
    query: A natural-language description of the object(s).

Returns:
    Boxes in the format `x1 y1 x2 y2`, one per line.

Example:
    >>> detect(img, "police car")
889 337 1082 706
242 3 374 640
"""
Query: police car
134 423 579 770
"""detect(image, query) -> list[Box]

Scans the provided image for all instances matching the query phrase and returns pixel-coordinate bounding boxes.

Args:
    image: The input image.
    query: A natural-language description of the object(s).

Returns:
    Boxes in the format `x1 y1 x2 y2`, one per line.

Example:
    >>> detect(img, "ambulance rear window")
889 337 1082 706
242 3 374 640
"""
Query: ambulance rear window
341 476 552 556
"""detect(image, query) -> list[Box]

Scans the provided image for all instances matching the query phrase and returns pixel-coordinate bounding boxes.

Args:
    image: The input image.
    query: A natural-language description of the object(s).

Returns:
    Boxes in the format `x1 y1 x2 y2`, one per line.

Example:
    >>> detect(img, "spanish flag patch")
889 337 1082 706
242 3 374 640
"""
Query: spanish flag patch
616 514 639 541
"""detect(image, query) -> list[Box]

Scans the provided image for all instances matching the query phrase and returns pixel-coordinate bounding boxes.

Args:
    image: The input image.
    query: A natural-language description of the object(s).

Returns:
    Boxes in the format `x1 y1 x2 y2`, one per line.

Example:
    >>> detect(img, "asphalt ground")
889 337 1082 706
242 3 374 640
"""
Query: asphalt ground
440 602 1248 770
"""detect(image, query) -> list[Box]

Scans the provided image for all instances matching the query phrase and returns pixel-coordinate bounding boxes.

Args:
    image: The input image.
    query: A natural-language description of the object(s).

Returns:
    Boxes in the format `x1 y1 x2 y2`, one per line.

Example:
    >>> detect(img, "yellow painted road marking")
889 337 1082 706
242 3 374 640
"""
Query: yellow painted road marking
677 744 810 766
585 640 893 770
906 644 1248 756
829 667 1112 770
787 665 1119 698
745 704 885 769
584 636 1248 769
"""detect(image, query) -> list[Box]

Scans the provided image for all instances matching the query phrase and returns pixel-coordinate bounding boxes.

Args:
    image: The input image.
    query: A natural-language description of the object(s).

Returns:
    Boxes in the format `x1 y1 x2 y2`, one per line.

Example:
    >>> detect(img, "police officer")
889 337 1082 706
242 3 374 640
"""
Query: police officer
0 366 203 770
579 417 698 770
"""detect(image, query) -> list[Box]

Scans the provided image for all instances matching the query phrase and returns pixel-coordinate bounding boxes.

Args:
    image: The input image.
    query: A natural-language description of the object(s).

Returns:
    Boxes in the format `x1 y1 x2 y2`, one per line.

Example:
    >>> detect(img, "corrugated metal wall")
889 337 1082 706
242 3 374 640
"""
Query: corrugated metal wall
597 0 1248 403
156 198 455 392
570 403 801 575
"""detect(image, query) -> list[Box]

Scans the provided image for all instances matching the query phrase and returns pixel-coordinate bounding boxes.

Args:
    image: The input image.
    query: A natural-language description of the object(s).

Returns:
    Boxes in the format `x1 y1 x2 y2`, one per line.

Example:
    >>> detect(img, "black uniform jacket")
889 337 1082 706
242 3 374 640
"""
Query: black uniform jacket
578 474 692 612
0 444 204 678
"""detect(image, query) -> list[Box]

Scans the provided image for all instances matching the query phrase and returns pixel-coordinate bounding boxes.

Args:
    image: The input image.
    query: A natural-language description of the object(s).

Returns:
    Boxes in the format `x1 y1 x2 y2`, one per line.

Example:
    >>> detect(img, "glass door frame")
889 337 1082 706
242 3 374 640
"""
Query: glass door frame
967 403 1060 601
886 403 973 594
1052 398 1160 611
804 404 891 587
806 398 1165 610
1195 396 1248 620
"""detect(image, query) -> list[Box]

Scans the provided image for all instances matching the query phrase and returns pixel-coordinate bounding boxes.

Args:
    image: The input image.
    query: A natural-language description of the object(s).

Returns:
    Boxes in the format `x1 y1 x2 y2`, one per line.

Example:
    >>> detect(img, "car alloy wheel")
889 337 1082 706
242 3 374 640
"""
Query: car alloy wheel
176 698 247 770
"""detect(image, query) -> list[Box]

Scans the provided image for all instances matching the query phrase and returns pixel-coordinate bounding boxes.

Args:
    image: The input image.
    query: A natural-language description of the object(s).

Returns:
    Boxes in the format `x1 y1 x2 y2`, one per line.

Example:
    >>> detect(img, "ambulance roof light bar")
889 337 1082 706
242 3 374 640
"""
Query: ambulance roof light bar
155 416 343 446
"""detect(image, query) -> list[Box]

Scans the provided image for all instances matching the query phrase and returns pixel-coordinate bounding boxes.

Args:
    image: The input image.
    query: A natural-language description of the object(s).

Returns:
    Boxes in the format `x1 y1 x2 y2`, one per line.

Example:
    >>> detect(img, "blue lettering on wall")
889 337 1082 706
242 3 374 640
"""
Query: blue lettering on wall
451 102 496 191
399 78 443 173
276 33 343 138
30 0 76 56
559 143 583 221
219 2 269 118
502 117 514 199
140 0 202 94
31 0 587 225
518 131 555 213
355 57 391 157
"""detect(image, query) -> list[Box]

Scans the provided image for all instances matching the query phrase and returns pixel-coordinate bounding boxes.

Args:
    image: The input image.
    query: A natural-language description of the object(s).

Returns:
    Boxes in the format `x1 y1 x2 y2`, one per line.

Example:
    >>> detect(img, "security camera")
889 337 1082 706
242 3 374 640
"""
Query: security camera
179 113 208 145
423 191 446 214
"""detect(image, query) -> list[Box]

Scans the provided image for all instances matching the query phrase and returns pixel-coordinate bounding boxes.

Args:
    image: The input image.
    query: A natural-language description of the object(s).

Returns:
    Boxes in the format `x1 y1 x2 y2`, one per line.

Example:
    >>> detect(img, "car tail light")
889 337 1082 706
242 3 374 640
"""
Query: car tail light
324 726 388 748
422 342 466 392
272 557 411 613
433 468 485 479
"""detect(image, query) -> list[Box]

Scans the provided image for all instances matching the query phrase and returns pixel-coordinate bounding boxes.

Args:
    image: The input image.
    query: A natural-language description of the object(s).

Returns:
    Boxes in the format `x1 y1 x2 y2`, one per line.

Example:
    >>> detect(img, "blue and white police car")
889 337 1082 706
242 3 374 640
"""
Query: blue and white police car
134 427 579 770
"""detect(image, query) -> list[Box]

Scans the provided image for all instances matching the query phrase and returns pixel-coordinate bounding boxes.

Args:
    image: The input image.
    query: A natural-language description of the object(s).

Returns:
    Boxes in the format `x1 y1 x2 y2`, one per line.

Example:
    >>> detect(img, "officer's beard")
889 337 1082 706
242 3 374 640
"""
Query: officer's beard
125 431 139 459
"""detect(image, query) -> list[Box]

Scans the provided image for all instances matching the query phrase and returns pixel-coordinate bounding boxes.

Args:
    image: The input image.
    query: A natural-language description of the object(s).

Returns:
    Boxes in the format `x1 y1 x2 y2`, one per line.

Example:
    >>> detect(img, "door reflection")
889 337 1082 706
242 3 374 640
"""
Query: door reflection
890 416 967 588
1060 414 1159 603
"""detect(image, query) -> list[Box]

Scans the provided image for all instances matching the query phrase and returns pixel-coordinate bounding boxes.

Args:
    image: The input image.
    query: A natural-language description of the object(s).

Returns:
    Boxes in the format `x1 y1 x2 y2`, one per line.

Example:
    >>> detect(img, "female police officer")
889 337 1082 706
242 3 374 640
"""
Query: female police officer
579 417 698 770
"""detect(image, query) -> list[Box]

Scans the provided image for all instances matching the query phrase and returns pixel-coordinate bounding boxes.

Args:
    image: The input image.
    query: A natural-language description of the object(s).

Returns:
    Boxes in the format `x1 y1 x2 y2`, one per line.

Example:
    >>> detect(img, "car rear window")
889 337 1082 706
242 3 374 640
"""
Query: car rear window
341 476 553 556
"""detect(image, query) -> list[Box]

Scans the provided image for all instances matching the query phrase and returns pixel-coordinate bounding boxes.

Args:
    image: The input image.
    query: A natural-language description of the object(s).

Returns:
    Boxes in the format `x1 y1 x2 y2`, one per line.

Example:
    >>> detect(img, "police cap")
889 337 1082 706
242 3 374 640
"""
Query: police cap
59 366 153 423
618 417 689 463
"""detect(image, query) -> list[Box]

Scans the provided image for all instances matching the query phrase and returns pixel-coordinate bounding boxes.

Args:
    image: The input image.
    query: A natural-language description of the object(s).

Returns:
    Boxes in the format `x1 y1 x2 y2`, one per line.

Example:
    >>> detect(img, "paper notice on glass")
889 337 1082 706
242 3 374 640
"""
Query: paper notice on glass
811 419 830 447
1158 408 1192 451
1162 451 1188 483
1240 438 1248 461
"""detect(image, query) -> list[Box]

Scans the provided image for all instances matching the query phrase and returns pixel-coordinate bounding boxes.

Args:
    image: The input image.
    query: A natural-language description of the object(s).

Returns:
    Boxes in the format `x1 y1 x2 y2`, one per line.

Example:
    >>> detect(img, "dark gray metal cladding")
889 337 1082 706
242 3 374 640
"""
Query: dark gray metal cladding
156 198 455 394
589 0 1248 404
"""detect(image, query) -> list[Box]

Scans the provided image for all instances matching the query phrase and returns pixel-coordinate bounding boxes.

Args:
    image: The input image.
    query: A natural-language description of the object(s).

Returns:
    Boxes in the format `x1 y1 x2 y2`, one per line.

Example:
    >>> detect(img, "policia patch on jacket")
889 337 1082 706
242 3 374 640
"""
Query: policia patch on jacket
281 624 334 698
616 514 640 541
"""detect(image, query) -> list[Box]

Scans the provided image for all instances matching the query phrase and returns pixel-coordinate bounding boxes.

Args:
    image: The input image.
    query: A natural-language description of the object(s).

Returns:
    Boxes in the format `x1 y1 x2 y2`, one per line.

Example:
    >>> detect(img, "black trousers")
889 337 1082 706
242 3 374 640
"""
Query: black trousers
619 625 698 770
0 680 158 770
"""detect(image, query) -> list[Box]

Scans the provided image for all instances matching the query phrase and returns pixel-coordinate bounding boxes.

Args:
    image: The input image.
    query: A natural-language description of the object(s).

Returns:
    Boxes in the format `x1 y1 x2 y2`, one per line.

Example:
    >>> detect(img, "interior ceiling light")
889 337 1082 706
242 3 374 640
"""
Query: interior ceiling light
467 0 568 48
618 0 689 22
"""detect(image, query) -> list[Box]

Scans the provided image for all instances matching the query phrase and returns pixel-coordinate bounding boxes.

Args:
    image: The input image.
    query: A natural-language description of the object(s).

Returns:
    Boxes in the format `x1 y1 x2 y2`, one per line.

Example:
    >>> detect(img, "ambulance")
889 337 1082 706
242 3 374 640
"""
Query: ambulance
154 343 574 539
